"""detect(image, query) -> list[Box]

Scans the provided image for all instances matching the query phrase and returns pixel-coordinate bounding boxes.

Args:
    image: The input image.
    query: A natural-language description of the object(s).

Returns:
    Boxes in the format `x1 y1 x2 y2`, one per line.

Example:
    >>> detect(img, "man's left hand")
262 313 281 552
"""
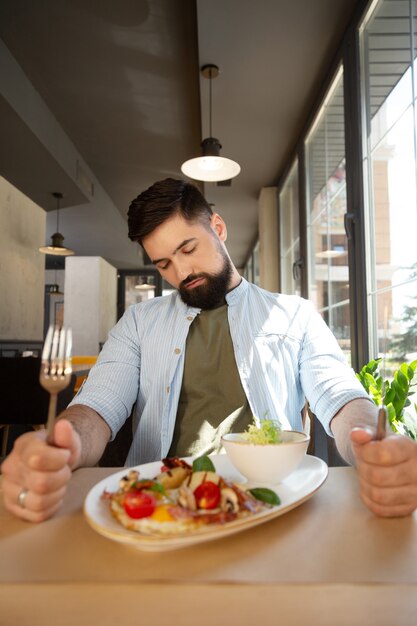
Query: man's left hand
351 427 417 517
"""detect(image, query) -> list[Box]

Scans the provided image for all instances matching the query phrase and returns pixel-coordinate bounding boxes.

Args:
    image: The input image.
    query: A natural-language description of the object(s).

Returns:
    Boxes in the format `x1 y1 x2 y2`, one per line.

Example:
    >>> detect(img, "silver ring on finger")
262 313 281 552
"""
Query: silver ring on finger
17 487 29 509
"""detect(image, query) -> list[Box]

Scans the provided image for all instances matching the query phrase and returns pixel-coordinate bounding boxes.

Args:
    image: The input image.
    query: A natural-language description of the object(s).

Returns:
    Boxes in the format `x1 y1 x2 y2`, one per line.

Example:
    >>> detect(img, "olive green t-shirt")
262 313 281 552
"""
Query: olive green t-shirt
168 303 253 457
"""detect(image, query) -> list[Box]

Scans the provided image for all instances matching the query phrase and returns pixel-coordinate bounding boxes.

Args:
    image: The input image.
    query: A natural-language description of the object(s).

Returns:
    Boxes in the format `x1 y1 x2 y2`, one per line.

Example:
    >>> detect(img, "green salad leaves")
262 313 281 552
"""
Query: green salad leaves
242 419 282 445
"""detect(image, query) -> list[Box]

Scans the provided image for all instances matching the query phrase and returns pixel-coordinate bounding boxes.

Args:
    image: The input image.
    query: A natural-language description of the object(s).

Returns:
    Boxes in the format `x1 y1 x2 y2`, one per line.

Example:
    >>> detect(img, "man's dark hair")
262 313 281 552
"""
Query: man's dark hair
128 178 213 245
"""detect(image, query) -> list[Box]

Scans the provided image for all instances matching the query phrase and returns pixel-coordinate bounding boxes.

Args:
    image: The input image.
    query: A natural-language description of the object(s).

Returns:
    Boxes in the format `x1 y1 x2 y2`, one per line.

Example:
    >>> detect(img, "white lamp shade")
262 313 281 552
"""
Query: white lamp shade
39 193 75 256
39 244 75 256
39 232 74 256
181 155 241 182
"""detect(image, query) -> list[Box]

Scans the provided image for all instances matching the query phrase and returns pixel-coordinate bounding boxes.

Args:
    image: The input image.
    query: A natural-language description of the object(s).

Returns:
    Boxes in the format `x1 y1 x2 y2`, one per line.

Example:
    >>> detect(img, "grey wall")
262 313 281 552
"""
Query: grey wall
0 176 45 340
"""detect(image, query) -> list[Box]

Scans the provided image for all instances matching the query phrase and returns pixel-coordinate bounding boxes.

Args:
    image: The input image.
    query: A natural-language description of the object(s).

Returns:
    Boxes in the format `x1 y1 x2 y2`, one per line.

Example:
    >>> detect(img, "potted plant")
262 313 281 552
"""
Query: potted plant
356 358 417 440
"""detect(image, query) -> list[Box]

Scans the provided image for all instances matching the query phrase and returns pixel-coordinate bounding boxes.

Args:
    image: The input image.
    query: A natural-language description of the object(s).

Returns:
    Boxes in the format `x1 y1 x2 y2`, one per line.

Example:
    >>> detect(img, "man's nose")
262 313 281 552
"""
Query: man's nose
174 258 193 283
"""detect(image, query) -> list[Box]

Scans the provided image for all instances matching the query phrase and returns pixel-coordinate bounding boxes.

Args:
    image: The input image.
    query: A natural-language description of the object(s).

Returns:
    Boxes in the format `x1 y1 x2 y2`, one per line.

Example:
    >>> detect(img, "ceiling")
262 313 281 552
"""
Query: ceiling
0 0 362 270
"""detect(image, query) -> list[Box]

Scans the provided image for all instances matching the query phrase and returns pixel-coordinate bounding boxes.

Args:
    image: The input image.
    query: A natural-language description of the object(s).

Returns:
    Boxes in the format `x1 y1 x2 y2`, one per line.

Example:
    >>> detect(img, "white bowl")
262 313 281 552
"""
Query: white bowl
221 430 310 485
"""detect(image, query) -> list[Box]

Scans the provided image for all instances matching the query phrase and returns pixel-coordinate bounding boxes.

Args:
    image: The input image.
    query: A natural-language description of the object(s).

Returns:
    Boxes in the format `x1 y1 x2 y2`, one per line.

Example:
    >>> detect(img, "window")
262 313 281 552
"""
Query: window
243 243 261 285
361 0 417 370
305 67 351 359
116 270 162 319
252 241 260 286
279 160 301 295
243 252 254 282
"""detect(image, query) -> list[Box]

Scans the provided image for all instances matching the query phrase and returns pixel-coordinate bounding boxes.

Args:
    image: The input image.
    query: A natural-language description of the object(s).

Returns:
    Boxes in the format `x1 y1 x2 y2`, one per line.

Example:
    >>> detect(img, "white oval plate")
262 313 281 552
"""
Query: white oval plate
84 454 328 552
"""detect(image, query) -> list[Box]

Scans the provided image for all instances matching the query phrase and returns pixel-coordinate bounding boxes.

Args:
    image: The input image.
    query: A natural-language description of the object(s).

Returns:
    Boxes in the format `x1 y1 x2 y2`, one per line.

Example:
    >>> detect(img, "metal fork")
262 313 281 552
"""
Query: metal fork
39 325 73 444
375 405 387 441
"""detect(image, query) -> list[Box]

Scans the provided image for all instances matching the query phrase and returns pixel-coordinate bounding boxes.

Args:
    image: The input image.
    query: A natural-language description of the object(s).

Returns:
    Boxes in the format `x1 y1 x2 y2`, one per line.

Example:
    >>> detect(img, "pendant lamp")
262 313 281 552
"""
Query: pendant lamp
181 64 241 182
39 192 75 256
135 275 156 291
49 283 64 295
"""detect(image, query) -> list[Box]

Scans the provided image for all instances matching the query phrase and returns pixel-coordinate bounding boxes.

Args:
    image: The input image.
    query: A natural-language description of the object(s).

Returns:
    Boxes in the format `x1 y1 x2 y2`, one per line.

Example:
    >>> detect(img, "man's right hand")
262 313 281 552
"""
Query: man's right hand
1 419 81 522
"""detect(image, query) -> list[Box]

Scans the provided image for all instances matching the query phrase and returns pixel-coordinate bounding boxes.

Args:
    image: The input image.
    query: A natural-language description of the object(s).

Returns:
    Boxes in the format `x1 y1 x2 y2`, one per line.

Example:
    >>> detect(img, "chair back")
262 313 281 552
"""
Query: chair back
72 355 98 393
0 357 76 426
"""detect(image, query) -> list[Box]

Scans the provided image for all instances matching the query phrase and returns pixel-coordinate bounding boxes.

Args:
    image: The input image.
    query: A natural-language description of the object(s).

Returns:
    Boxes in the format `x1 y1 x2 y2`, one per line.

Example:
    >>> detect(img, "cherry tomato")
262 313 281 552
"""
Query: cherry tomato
194 481 221 510
123 491 156 519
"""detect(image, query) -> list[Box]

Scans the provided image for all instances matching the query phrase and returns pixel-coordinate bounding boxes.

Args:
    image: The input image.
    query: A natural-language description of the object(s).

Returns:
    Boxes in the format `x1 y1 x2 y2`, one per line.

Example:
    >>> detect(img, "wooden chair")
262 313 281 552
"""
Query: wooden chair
72 355 98 394
99 403 334 469
0 357 76 456
302 400 347 466
99 413 133 467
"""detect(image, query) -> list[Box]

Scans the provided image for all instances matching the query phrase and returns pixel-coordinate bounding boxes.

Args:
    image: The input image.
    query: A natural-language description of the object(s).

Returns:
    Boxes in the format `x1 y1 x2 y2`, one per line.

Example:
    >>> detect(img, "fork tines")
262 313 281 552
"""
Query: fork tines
41 326 72 378
40 325 73 445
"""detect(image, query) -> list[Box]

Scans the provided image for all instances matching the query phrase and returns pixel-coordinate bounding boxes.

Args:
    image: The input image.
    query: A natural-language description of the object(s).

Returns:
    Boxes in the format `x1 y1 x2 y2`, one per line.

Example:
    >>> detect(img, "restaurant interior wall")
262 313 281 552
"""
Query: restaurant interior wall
0 176 45 342
0 35 146 356
0 37 144 272
258 186 279 292
64 257 117 355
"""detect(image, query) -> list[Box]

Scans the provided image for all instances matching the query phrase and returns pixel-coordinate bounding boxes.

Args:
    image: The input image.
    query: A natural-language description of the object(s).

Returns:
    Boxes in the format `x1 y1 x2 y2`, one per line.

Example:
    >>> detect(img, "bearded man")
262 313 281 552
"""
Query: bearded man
3 178 417 521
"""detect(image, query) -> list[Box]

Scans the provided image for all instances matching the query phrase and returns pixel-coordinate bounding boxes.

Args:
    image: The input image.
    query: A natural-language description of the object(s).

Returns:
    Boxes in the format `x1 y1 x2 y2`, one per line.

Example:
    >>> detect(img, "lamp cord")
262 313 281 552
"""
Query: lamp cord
56 196 60 233
209 67 213 137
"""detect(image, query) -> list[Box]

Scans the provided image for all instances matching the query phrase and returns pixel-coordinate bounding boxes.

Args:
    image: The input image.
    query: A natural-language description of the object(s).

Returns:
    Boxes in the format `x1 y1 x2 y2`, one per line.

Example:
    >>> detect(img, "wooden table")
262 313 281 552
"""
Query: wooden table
1 466 417 626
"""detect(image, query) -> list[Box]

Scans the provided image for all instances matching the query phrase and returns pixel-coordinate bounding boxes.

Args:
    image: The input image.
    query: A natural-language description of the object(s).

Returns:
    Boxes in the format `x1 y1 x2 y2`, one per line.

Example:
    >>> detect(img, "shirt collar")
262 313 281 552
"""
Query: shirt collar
225 276 247 305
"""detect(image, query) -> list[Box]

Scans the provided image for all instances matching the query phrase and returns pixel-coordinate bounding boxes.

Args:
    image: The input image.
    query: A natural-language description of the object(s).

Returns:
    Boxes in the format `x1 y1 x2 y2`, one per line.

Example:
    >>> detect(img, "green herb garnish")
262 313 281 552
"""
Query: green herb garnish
148 482 168 496
192 455 216 472
134 479 167 497
249 487 281 506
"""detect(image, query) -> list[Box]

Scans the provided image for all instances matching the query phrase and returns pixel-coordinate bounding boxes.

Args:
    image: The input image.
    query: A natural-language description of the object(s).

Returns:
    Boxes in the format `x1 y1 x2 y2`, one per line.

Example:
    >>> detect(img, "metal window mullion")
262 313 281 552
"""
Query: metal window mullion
323 110 334 329
298 147 309 298
343 24 370 371
410 0 417 207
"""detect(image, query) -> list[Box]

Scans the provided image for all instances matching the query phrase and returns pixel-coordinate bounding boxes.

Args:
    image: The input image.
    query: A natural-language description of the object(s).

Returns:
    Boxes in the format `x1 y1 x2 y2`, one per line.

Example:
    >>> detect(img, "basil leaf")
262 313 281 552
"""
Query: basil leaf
249 487 281 506
192 455 216 472
149 482 167 496
134 479 167 497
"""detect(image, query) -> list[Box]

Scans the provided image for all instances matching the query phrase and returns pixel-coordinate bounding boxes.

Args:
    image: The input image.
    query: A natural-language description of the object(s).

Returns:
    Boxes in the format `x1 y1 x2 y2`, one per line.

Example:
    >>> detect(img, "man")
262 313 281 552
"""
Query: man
2 178 417 521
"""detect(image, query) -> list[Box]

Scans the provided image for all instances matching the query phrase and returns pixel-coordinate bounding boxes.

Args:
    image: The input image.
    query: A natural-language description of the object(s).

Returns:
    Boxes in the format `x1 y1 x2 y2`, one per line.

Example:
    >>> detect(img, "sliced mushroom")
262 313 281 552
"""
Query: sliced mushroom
178 484 197 511
220 487 239 513
119 470 139 491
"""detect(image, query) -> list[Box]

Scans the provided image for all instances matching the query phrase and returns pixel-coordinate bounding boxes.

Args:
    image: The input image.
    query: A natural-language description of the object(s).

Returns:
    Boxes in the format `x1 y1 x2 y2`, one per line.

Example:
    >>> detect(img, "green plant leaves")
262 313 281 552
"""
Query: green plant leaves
356 358 417 441
396 369 408 391
384 386 395 405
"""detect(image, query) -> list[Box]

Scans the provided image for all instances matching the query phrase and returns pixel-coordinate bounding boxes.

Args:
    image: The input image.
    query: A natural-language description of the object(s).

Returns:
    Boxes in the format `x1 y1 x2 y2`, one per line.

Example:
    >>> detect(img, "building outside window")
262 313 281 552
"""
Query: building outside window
361 0 417 373
305 67 351 360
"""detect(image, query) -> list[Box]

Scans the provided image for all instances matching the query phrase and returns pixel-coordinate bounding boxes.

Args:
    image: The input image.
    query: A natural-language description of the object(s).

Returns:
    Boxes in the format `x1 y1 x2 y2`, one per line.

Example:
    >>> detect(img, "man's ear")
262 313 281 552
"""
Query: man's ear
211 213 227 242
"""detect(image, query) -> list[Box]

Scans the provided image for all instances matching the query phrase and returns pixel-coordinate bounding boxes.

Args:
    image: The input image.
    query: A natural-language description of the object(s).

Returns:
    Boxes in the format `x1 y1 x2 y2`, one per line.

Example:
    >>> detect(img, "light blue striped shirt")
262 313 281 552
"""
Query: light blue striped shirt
70 278 369 465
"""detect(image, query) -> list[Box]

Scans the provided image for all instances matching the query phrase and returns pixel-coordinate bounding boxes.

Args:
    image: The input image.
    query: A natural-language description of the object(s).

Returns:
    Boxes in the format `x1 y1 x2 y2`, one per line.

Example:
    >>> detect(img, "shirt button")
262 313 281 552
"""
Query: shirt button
174 348 181 354
187 316 193 321
166 386 170 393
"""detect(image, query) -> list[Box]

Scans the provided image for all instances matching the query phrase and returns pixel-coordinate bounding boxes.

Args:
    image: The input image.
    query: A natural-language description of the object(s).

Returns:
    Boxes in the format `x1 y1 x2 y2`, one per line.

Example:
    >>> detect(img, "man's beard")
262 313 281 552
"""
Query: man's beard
178 250 233 309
